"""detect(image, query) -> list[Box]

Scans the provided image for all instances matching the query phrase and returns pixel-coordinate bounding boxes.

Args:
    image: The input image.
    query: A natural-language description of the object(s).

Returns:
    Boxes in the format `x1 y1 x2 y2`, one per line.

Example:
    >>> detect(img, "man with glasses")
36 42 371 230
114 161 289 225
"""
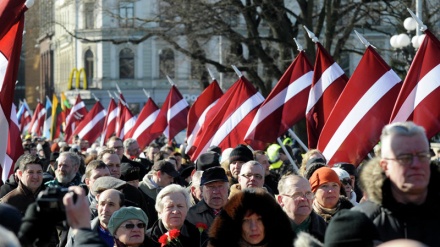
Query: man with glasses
122 138 148 180
354 121 440 246
229 161 265 198
276 174 326 242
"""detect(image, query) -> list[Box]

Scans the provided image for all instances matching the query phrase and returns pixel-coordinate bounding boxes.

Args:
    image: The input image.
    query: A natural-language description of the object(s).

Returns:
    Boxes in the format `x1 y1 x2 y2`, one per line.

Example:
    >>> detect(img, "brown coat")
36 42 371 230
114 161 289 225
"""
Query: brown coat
0 180 42 215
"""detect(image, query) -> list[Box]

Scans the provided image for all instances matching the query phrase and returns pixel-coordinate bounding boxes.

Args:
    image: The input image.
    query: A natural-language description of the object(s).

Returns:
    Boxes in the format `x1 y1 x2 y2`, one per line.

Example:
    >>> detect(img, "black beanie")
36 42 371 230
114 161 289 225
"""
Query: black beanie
229 145 253 163
324 209 379 247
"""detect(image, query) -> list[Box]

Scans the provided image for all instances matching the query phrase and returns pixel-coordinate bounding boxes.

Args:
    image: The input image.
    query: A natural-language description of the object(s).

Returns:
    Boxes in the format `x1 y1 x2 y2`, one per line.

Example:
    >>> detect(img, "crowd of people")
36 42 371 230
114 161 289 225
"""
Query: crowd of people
0 121 438 247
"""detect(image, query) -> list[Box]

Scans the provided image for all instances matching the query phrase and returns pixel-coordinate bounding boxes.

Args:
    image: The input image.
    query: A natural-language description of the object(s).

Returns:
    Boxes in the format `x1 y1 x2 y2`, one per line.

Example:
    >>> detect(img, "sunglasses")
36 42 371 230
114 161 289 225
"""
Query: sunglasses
121 223 146 229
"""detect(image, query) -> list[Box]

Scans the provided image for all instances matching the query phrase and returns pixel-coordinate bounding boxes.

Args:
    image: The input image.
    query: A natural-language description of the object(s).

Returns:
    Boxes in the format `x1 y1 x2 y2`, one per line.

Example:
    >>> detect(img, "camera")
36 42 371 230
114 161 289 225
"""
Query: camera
36 186 77 214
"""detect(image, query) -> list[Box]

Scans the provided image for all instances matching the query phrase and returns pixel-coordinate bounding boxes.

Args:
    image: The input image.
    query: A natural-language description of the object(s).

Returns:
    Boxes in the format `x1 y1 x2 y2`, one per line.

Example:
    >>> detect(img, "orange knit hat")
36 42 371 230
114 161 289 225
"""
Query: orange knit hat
309 167 341 193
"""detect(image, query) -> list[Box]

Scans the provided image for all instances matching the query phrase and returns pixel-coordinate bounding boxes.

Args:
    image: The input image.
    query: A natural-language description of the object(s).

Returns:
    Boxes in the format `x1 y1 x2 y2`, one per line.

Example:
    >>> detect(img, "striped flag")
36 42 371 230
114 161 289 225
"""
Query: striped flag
186 80 223 154
390 30 440 138
306 43 348 149
28 102 46 136
17 99 32 134
317 46 402 166
150 85 189 142
71 101 106 144
100 98 117 146
0 0 30 181
126 97 160 150
64 94 87 142
50 94 63 140
190 76 264 161
245 51 313 145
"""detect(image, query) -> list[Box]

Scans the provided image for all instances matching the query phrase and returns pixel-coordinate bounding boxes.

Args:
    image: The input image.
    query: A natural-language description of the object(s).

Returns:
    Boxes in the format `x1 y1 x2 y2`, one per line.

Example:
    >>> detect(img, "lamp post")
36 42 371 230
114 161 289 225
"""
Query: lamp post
389 17 426 67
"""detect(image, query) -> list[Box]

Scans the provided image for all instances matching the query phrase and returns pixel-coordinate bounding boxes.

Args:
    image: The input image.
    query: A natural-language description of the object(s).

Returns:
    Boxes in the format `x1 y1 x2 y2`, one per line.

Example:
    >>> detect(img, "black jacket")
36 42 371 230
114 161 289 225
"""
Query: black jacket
353 165 440 246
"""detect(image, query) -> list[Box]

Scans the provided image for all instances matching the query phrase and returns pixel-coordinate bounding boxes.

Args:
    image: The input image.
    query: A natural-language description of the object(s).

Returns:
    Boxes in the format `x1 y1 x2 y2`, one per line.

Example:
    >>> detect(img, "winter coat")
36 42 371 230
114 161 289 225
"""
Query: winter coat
139 173 160 201
353 164 440 246
0 180 43 215
145 219 208 247
186 199 216 228
291 211 327 243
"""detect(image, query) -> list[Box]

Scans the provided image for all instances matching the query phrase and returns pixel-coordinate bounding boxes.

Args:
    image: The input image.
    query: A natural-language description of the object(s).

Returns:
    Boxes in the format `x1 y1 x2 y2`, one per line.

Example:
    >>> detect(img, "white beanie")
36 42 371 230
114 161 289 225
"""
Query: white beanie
332 167 350 180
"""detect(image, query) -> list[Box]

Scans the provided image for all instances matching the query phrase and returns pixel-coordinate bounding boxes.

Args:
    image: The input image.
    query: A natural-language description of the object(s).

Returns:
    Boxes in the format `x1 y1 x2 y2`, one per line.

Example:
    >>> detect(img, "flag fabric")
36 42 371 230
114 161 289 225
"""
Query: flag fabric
244 51 313 145
64 94 87 142
389 30 440 138
100 98 117 146
190 76 264 161
306 43 348 149
60 92 71 130
317 46 402 166
150 85 189 141
71 101 106 144
50 94 63 140
115 93 126 137
118 103 136 140
186 80 223 154
42 96 52 139
17 99 32 134
0 0 28 181
126 97 160 150
28 102 46 136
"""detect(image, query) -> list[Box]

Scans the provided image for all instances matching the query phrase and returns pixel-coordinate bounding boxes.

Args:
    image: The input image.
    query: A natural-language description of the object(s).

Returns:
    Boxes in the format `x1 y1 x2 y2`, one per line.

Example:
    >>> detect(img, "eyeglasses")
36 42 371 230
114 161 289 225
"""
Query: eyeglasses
113 146 124 150
120 223 146 229
282 192 315 200
240 173 263 180
341 178 352 185
383 152 431 166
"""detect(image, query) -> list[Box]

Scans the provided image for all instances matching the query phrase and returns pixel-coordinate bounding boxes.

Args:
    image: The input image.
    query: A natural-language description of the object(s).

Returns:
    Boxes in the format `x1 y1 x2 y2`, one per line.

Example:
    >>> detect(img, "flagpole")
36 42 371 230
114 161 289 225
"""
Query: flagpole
303 26 319 43
107 90 114 99
277 137 299 173
231 65 243 78
207 68 216 81
92 93 99 102
293 38 303 51
143 89 150 98
166 75 175 86
287 129 308 151
116 84 122 94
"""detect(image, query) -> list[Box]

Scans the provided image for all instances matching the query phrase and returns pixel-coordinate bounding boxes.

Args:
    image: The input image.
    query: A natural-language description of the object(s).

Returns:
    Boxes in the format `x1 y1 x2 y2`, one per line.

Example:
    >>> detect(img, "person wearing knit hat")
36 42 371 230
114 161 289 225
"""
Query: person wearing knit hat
228 145 253 183
108 207 148 247
309 167 353 222
332 167 358 206
324 209 380 247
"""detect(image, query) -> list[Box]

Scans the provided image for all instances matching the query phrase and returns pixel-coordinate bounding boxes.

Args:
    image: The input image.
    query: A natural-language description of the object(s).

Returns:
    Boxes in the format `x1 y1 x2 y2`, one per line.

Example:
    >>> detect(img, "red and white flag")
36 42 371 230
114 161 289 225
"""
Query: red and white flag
71 101 106 144
126 97 160 149
306 43 348 149
190 76 264 161
18 101 32 134
0 0 29 181
389 30 440 138
118 103 136 140
317 46 402 166
245 51 313 145
150 85 189 141
100 98 118 146
28 102 46 136
186 80 223 154
64 94 88 142
115 93 126 137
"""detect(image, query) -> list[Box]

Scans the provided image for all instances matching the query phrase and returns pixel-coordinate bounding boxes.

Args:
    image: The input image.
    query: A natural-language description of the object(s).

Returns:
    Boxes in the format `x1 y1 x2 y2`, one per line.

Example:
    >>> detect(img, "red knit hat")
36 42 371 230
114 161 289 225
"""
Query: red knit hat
309 167 341 193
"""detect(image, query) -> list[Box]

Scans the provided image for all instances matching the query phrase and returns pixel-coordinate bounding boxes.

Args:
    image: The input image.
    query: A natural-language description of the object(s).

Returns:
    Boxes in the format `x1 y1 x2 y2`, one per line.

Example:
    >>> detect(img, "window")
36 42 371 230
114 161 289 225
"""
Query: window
84 2 94 29
119 2 134 28
119 48 134 79
84 50 94 85
159 49 175 79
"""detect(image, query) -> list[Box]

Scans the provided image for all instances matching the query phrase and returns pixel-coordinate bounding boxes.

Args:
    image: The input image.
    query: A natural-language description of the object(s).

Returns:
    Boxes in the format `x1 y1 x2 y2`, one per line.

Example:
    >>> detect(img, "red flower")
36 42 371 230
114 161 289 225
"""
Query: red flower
168 229 180 239
196 222 208 233
158 234 169 247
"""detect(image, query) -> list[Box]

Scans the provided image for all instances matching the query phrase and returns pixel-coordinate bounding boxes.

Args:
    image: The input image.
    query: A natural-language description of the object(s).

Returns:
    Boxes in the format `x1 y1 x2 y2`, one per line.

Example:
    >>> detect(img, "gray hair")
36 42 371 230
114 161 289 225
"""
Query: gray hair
239 160 264 175
191 171 203 188
59 152 81 167
123 138 138 149
380 121 427 144
278 174 308 195
155 184 191 213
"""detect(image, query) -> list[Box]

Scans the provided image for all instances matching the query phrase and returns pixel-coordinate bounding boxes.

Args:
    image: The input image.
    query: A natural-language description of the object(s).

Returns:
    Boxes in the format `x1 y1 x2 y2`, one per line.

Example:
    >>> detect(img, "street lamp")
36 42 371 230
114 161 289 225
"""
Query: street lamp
389 17 426 67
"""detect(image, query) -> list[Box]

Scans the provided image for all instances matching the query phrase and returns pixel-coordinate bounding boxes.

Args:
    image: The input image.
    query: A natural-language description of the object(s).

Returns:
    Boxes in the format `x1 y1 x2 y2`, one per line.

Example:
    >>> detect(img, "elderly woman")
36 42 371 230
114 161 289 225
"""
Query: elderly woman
108 207 149 247
145 184 207 247
209 188 294 247
309 167 353 222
